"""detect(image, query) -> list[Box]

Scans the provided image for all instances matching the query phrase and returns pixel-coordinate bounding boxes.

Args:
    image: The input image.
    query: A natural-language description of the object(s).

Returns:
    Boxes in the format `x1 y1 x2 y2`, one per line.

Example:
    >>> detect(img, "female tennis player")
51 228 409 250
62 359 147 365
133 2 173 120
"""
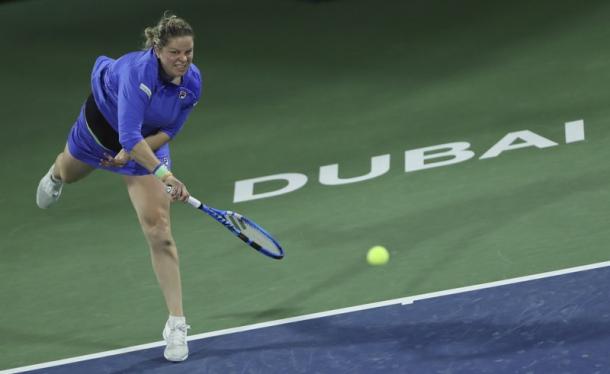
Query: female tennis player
35 12 201 362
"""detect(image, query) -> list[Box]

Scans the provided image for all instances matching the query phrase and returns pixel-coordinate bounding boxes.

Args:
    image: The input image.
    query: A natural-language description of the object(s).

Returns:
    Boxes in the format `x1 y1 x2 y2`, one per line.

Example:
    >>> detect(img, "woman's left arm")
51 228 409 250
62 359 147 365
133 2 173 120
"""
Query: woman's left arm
145 131 171 151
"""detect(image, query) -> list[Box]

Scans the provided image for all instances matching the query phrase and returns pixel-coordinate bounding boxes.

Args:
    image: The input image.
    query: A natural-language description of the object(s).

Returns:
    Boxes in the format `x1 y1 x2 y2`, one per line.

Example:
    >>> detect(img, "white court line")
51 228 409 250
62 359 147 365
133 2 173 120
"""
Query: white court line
3 260 610 374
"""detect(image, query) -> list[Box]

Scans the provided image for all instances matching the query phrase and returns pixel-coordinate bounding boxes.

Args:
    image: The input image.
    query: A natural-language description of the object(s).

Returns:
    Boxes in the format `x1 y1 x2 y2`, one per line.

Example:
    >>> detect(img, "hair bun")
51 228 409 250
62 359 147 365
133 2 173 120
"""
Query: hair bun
143 12 193 50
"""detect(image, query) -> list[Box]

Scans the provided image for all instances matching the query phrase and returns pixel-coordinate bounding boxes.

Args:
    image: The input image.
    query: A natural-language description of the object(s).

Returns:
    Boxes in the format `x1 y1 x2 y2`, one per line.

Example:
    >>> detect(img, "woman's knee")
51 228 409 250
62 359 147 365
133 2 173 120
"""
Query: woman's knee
125 174 174 250
56 151 93 184
141 213 173 247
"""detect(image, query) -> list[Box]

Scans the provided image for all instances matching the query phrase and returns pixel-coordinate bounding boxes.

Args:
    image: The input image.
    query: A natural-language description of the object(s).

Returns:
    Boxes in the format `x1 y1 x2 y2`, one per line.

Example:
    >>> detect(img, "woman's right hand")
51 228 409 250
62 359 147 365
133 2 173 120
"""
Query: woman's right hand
164 175 190 202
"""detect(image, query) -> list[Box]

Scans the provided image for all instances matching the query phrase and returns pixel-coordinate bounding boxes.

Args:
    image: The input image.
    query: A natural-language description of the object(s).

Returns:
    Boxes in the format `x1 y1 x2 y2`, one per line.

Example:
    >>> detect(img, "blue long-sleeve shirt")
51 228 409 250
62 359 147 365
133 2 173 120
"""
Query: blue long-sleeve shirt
90 48 202 152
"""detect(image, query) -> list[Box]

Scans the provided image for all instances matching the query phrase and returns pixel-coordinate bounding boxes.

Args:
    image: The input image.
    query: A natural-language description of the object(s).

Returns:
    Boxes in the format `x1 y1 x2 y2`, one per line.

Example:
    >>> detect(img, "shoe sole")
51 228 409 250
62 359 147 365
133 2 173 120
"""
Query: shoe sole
164 352 189 362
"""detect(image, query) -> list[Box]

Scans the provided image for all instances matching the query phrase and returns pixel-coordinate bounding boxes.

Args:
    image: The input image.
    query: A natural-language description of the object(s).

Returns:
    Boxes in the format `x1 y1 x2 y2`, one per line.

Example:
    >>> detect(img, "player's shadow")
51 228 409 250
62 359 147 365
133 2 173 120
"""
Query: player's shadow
209 306 300 321
208 259 364 323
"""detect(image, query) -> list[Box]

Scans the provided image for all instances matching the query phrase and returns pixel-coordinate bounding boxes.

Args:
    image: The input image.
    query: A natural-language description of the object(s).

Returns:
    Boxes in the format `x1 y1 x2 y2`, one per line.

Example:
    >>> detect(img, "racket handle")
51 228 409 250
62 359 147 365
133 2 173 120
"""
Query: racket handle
187 196 202 208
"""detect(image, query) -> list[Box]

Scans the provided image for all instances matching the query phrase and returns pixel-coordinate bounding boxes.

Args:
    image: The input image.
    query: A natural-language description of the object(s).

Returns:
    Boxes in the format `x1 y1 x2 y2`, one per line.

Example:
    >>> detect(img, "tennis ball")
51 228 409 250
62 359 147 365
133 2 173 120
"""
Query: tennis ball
367 245 389 266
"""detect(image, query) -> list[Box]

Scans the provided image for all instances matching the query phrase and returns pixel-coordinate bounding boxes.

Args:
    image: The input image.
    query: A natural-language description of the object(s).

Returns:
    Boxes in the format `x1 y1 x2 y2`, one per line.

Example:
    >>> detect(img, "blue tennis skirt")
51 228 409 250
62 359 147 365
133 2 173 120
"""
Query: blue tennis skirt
67 100 171 176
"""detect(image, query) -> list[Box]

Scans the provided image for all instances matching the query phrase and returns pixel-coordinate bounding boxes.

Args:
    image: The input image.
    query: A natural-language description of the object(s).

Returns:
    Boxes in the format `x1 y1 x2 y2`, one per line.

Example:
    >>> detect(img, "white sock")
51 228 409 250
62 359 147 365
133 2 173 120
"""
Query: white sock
168 315 186 328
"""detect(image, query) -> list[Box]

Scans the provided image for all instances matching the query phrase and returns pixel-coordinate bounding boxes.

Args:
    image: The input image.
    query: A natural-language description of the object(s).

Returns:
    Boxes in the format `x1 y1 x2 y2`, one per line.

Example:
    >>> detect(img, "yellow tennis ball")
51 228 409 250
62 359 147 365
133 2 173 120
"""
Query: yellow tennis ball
367 245 389 266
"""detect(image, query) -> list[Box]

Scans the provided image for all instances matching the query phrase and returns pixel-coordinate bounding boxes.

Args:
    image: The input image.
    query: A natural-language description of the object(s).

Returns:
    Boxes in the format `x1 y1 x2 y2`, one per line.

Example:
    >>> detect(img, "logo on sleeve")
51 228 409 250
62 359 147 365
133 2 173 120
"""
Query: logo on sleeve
179 90 187 99
139 83 152 98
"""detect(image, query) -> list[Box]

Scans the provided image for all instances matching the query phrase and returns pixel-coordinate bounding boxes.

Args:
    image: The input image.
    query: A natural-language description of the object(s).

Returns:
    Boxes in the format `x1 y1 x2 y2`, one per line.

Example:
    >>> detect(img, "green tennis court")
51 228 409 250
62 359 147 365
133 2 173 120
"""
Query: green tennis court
2 0 610 370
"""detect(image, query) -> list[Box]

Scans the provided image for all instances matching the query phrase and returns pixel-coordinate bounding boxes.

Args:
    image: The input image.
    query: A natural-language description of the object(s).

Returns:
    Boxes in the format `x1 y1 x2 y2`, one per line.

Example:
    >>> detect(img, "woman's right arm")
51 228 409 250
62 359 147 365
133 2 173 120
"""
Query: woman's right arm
116 68 189 202
129 139 190 202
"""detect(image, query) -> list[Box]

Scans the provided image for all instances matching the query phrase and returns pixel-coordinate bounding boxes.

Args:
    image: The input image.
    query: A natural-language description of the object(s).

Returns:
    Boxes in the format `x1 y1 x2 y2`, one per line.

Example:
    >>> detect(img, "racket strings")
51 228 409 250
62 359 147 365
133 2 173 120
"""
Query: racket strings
239 219 283 256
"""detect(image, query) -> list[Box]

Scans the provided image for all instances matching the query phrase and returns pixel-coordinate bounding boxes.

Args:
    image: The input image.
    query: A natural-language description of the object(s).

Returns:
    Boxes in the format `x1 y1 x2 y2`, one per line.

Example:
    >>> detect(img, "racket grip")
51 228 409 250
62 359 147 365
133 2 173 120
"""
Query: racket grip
187 196 202 208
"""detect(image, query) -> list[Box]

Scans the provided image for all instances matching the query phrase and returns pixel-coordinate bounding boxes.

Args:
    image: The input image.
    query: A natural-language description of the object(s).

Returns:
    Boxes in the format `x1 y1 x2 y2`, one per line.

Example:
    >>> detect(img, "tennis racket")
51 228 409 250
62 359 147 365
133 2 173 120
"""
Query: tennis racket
166 186 284 259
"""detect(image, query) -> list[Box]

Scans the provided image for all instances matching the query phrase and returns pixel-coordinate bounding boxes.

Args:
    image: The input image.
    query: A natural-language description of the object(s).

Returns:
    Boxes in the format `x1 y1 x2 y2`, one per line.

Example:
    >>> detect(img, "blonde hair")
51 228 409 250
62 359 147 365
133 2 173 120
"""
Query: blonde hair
143 11 194 49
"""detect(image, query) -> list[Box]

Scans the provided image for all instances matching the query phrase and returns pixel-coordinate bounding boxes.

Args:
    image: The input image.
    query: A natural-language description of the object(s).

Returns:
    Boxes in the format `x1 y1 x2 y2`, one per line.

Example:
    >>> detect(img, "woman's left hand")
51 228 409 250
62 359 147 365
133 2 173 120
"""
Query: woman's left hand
100 149 131 168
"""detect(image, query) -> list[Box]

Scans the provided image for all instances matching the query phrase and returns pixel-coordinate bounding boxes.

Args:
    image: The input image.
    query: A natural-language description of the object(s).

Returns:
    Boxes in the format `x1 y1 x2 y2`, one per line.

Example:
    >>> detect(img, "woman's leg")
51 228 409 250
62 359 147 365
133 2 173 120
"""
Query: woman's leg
37 143 95 209
124 174 189 361
123 174 184 317
54 143 95 183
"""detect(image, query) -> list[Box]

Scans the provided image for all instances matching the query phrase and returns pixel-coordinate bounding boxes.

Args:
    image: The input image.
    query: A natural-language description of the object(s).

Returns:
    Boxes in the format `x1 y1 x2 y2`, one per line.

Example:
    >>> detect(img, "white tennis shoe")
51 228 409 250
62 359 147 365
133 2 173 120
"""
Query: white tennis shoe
162 319 190 362
36 165 63 209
